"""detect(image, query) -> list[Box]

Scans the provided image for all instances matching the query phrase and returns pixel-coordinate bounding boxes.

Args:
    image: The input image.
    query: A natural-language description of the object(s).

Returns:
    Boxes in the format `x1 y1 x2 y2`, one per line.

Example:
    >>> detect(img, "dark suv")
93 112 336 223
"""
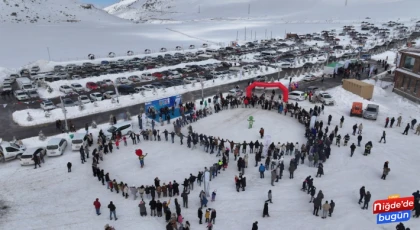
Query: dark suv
117 85 136 95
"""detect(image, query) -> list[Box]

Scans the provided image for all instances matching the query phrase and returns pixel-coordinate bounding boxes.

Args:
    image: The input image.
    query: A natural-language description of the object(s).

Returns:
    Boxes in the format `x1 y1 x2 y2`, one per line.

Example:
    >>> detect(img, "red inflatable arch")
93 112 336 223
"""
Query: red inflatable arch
246 82 289 102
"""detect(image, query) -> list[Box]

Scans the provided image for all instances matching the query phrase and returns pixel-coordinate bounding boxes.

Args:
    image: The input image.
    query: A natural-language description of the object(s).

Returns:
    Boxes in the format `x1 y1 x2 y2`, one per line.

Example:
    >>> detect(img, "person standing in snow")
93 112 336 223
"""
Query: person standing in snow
138 199 147 216
252 221 258 230
259 128 264 139
397 116 402 127
358 123 363 134
329 200 335 217
385 117 389 128
352 123 358 135
67 162 72 172
340 116 344 128
350 143 356 157
327 114 332 125
181 189 190 208
390 117 395 128
262 202 269 217
362 191 371 210
313 197 321 216
322 201 331 219
198 207 203 224
93 198 101 216
411 119 417 129
289 161 296 179
316 163 324 177
259 164 265 178
108 201 117 221
270 169 276 186
357 134 362 147
149 198 157 217
379 131 386 143
266 190 273 203
403 123 410 135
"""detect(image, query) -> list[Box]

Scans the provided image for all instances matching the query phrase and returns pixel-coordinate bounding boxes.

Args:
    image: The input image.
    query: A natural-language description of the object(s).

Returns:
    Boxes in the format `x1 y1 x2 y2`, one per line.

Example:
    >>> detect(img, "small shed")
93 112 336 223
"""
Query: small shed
342 79 374 100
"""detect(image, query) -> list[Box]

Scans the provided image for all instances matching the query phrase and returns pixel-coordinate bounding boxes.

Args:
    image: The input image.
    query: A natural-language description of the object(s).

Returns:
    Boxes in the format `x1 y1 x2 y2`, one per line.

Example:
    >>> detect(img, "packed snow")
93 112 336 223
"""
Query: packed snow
1 80 420 230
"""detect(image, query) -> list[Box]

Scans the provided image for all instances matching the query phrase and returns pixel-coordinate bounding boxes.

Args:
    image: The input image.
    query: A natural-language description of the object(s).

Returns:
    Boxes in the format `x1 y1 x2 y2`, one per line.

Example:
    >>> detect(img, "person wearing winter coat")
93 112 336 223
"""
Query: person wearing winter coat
108 201 117 221
149 198 157 216
93 198 101 216
266 190 273 203
322 201 331 219
316 190 324 204
130 185 138 200
181 190 190 208
309 186 316 202
379 130 386 143
165 208 172 222
139 199 147 216
358 123 363 134
403 123 410 135
259 164 265 178
416 124 420 135
198 207 203 224
259 128 264 138
329 200 335 217
262 202 269 217
340 116 344 128
67 162 72 172
381 167 390 180
205 209 210 223
210 209 217 224
156 200 163 217
270 169 276 186
350 143 356 157
252 221 258 230
316 163 324 177
413 199 420 218
313 197 321 216
288 163 296 179
244 154 249 168
362 191 371 210
359 186 366 204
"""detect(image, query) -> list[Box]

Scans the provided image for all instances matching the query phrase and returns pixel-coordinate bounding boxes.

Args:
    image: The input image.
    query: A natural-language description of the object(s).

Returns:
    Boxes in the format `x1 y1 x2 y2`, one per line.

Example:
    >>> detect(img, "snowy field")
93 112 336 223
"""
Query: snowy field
1 79 419 229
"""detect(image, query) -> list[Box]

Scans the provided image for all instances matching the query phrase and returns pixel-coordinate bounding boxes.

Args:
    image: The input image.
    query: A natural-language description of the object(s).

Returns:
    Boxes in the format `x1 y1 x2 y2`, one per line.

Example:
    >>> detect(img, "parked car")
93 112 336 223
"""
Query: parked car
104 121 133 139
14 90 30 101
228 88 244 97
151 83 165 89
117 85 136 95
116 77 130 85
20 147 46 166
143 85 155 90
96 81 108 88
0 140 27 161
58 98 75 107
104 79 113 85
134 87 151 93
90 92 103 101
184 77 197 83
31 66 40 73
316 91 335 105
27 90 39 98
288 90 305 101
78 95 91 104
363 104 379 120
59 85 73 94
2 83 12 91
46 138 68 157
86 82 99 90
40 100 56 111
303 75 317 82
128 75 141 82
70 83 84 92
103 91 117 99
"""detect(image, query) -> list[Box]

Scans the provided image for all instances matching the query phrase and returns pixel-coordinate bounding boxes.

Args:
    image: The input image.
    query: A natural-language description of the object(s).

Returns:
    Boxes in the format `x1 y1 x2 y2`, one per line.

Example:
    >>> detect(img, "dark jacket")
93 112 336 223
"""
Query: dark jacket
108 203 116 211
149 200 157 209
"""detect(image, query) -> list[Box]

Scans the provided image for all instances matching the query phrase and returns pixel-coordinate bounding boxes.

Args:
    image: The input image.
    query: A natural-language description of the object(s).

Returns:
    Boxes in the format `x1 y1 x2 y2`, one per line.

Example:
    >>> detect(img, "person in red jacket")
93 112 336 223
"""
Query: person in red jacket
115 139 120 150
93 198 101 215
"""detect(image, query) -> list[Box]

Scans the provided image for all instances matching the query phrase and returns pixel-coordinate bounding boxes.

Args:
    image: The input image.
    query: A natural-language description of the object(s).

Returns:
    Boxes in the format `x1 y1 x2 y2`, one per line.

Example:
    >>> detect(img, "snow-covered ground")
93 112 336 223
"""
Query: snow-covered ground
1 79 419 230
13 69 325 126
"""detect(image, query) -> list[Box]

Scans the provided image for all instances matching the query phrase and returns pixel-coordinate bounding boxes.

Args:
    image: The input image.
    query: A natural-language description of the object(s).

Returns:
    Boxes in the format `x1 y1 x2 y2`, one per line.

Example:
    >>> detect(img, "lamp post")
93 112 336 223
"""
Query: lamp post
199 73 204 102
60 96 69 133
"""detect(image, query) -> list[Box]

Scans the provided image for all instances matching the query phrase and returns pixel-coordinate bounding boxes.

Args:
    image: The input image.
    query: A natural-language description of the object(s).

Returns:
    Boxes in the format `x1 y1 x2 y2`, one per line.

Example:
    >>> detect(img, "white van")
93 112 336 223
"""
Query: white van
261 50 277 57
288 91 305 101
205 48 218 55
46 138 68 157
104 121 133 139
71 133 87 151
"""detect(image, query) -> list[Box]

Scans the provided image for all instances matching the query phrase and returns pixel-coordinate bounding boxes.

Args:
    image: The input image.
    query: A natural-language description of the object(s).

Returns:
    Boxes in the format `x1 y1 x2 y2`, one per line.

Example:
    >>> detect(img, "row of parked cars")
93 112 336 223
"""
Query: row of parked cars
0 121 136 165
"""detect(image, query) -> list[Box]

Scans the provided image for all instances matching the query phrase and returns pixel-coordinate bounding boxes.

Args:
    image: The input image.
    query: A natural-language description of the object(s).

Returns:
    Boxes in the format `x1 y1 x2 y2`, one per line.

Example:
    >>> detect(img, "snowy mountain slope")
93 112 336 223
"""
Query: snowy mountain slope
0 0 124 23
105 0 420 22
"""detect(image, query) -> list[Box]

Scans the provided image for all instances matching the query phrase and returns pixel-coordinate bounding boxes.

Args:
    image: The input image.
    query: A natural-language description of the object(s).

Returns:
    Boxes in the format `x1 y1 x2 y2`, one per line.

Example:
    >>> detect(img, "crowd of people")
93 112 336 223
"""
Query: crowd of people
62 87 420 230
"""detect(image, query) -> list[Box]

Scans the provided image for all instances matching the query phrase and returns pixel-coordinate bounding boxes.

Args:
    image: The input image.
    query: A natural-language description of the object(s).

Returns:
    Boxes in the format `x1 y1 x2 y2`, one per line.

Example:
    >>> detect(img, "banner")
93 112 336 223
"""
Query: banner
145 95 181 114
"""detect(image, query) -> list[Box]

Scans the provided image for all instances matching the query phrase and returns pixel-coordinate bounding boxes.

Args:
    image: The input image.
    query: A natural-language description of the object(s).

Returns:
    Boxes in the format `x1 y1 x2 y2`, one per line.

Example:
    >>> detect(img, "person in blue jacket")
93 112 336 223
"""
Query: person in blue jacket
259 164 265 179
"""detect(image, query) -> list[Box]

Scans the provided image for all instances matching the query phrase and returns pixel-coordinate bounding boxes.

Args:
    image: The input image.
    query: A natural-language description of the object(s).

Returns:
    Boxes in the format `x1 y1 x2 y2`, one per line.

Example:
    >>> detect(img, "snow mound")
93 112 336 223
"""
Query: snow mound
0 0 123 23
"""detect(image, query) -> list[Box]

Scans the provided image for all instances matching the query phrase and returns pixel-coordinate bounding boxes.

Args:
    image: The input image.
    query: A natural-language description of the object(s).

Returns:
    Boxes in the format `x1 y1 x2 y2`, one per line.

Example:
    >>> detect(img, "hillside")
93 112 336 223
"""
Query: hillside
0 0 123 23
105 0 420 22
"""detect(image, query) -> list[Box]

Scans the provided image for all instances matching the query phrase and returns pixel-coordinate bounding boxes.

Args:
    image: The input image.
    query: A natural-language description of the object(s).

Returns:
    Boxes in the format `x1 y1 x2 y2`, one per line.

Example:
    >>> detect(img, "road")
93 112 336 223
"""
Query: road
0 58 387 140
